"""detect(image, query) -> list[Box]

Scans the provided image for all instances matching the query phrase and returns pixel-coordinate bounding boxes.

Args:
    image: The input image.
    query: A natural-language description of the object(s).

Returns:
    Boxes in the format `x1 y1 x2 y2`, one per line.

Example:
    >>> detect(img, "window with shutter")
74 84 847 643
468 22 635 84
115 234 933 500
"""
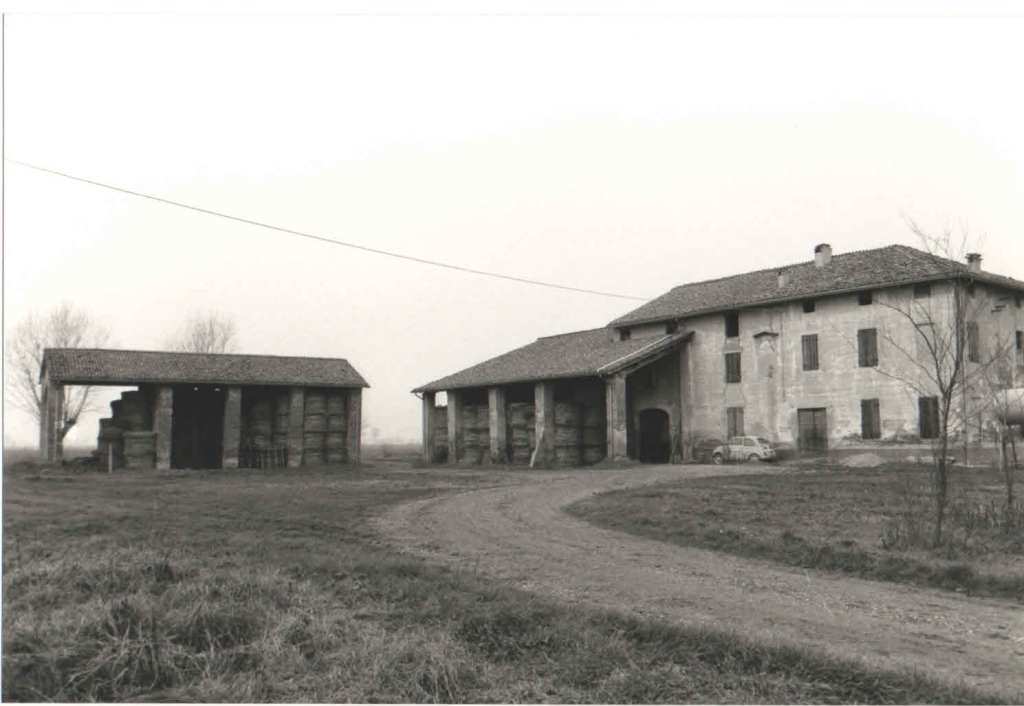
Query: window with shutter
967 321 979 362
727 407 744 437
802 334 819 371
858 328 878 367
861 399 880 439
725 352 741 383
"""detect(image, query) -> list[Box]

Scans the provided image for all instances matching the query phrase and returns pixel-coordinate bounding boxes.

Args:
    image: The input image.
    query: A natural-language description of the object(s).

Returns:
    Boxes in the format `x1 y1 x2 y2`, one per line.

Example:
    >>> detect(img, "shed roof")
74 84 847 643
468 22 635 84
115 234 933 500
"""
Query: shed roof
414 329 687 393
610 244 1024 327
42 348 369 388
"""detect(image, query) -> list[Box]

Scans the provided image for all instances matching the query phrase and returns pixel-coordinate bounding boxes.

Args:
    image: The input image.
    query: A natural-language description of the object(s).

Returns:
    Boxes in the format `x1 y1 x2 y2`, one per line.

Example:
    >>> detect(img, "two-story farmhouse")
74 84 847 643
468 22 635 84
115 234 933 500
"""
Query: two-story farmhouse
415 243 1024 466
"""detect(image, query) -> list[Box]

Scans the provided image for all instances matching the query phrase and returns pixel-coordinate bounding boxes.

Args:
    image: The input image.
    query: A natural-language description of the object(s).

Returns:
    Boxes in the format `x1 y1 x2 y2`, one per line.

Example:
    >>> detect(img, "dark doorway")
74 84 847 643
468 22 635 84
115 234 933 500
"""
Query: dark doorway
797 408 828 453
171 385 226 469
637 408 671 463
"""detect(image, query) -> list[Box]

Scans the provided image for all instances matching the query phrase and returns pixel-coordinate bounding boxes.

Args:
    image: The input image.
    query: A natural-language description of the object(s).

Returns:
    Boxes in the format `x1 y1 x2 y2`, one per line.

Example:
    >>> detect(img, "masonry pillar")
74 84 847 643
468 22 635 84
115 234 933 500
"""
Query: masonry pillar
287 387 305 468
532 381 555 468
46 383 65 463
39 380 50 461
606 373 628 462
447 389 462 463
221 386 242 469
153 386 174 470
346 387 362 465
488 387 508 464
421 392 436 464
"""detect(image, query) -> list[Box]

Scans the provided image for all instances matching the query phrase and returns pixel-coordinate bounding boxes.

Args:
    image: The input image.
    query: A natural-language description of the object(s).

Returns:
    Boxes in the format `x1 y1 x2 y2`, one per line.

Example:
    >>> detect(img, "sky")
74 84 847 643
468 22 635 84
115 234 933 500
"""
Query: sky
4 2 1024 447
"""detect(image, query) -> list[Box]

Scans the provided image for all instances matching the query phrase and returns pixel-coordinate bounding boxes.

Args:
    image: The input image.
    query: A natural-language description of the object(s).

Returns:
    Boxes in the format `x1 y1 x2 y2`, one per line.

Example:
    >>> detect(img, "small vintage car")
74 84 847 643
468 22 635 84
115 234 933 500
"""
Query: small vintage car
711 436 777 464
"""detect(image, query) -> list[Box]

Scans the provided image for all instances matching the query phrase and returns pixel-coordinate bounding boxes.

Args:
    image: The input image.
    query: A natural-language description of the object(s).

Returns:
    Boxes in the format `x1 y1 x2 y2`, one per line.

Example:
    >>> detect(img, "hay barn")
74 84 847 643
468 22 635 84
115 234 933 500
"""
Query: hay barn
39 349 368 469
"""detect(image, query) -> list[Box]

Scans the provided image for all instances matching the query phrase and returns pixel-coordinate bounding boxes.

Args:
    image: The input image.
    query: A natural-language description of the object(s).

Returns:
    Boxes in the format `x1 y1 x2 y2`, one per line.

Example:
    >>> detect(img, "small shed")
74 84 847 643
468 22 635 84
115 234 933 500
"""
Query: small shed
39 348 368 469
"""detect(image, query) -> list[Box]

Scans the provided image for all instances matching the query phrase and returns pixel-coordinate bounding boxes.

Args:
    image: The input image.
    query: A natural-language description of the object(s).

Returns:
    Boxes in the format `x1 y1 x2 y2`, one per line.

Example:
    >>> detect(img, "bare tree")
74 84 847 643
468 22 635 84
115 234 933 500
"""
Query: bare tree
865 221 1014 545
6 303 111 441
167 312 238 354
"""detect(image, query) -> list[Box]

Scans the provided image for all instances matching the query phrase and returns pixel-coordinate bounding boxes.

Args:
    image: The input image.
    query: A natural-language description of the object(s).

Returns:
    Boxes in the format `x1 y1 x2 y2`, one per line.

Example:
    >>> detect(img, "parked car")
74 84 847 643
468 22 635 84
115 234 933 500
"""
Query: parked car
711 436 777 464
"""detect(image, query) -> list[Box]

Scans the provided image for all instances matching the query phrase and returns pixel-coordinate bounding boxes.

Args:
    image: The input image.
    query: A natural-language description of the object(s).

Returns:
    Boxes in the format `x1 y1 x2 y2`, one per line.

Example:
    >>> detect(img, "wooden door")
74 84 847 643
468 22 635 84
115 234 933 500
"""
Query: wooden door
797 408 828 453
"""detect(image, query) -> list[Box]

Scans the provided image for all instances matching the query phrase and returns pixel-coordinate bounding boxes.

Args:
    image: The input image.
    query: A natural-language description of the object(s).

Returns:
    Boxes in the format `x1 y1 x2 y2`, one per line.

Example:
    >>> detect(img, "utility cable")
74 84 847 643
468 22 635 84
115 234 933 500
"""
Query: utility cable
7 158 651 302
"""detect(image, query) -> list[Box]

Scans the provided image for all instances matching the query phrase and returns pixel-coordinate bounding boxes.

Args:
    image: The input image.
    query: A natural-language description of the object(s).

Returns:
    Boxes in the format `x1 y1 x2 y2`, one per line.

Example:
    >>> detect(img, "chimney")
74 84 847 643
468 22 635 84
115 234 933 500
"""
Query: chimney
777 270 790 288
966 252 982 273
814 243 833 268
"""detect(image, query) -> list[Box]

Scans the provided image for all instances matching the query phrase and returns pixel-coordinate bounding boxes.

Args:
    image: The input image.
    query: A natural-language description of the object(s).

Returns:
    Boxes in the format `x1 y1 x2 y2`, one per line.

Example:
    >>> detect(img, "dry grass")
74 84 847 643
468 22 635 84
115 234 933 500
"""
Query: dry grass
568 465 1024 600
3 458 1014 703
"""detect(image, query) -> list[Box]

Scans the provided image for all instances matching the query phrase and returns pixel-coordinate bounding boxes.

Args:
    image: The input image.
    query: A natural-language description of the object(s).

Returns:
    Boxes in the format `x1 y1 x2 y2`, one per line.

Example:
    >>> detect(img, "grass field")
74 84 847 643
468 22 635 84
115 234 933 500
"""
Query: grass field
568 465 1024 601
1 455 1014 703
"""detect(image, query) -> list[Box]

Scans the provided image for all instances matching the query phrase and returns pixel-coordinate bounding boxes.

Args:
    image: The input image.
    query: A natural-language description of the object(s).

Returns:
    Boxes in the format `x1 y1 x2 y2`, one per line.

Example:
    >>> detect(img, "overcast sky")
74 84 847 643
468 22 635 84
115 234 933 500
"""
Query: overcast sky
4 3 1024 446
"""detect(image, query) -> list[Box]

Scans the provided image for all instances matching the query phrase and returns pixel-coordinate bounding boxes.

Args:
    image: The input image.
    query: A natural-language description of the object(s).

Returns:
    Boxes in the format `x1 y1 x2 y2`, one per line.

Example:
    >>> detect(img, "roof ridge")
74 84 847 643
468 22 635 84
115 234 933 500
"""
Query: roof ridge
44 347 353 364
535 326 609 341
663 243 910 294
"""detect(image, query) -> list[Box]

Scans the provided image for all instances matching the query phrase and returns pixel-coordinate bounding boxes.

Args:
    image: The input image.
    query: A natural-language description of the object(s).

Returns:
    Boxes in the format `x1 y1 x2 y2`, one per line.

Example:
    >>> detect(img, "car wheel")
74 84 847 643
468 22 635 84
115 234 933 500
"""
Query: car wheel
747 454 760 462
712 453 724 465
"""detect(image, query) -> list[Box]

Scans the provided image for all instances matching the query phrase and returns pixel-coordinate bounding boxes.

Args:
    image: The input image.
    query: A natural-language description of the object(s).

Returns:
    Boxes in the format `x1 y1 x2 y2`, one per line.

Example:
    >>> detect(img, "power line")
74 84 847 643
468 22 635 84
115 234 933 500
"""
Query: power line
7 159 651 302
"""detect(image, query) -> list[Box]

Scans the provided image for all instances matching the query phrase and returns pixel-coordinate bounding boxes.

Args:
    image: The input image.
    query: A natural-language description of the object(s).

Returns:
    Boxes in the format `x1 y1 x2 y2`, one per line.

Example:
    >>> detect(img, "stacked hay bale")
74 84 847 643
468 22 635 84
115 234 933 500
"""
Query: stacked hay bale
459 403 488 464
324 390 348 464
273 390 290 450
247 397 274 451
303 389 327 465
97 418 123 468
507 402 535 465
554 402 583 467
432 406 449 462
581 402 607 465
122 431 156 469
111 391 148 432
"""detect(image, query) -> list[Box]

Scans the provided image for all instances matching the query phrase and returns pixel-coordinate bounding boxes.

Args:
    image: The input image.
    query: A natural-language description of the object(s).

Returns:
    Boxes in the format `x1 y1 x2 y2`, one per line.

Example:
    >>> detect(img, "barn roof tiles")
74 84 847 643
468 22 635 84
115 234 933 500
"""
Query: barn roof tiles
610 244 1024 327
42 348 369 388
414 329 687 393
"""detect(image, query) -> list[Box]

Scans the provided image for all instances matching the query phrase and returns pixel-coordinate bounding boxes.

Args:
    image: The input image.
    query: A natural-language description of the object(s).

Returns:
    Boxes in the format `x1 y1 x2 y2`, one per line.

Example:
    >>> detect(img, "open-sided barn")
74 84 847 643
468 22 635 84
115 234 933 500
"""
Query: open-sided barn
40 348 368 469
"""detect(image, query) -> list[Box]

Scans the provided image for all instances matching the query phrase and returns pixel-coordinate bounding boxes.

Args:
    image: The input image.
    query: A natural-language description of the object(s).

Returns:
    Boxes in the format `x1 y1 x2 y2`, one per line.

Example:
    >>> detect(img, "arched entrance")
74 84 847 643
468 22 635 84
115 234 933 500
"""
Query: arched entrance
637 408 671 463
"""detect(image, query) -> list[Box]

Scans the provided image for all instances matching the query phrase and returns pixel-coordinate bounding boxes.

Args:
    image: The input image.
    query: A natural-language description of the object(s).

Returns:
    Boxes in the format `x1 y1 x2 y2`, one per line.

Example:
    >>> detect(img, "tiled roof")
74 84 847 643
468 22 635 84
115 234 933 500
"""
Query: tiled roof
611 244 1024 327
414 329 687 393
42 348 369 388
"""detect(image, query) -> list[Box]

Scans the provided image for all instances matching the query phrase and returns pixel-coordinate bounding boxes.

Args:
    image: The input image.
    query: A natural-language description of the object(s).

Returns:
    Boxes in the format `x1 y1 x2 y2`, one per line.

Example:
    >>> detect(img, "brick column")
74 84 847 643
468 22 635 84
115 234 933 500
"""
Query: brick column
606 373 628 462
221 386 242 469
287 387 305 468
45 383 65 463
446 389 462 464
346 388 362 465
153 386 174 470
488 387 507 464
421 392 436 464
532 381 554 468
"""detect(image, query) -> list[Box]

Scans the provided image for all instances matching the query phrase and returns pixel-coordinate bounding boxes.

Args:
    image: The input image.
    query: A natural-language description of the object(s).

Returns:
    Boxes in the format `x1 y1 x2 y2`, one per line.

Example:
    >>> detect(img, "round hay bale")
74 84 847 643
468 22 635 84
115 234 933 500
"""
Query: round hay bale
304 414 326 432
460 447 483 465
582 445 606 465
305 391 326 415
303 450 324 466
303 432 325 450
582 427 605 446
273 432 289 447
511 448 533 465
327 414 347 431
249 434 271 450
325 432 346 449
554 403 580 427
508 403 534 425
554 446 581 467
477 405 490 429
463 429 479 447
326 392 347 415
554 426 580 446
325 448 347 464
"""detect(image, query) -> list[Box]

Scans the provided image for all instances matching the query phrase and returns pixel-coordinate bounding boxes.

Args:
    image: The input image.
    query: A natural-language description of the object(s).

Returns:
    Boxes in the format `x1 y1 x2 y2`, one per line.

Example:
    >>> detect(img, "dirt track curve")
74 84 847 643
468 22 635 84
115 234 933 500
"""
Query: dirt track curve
373 465 1024 696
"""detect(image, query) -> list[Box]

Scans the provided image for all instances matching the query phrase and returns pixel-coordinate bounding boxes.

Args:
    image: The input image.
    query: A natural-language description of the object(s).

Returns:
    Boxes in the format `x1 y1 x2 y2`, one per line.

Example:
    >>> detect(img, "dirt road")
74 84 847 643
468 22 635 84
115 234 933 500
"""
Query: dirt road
374 465 1024 696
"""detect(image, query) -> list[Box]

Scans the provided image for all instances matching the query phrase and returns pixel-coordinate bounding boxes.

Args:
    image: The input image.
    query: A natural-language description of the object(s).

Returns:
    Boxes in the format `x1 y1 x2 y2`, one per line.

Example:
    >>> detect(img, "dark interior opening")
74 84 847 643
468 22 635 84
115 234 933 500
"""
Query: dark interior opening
171 384 226 469
637 408 670 463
